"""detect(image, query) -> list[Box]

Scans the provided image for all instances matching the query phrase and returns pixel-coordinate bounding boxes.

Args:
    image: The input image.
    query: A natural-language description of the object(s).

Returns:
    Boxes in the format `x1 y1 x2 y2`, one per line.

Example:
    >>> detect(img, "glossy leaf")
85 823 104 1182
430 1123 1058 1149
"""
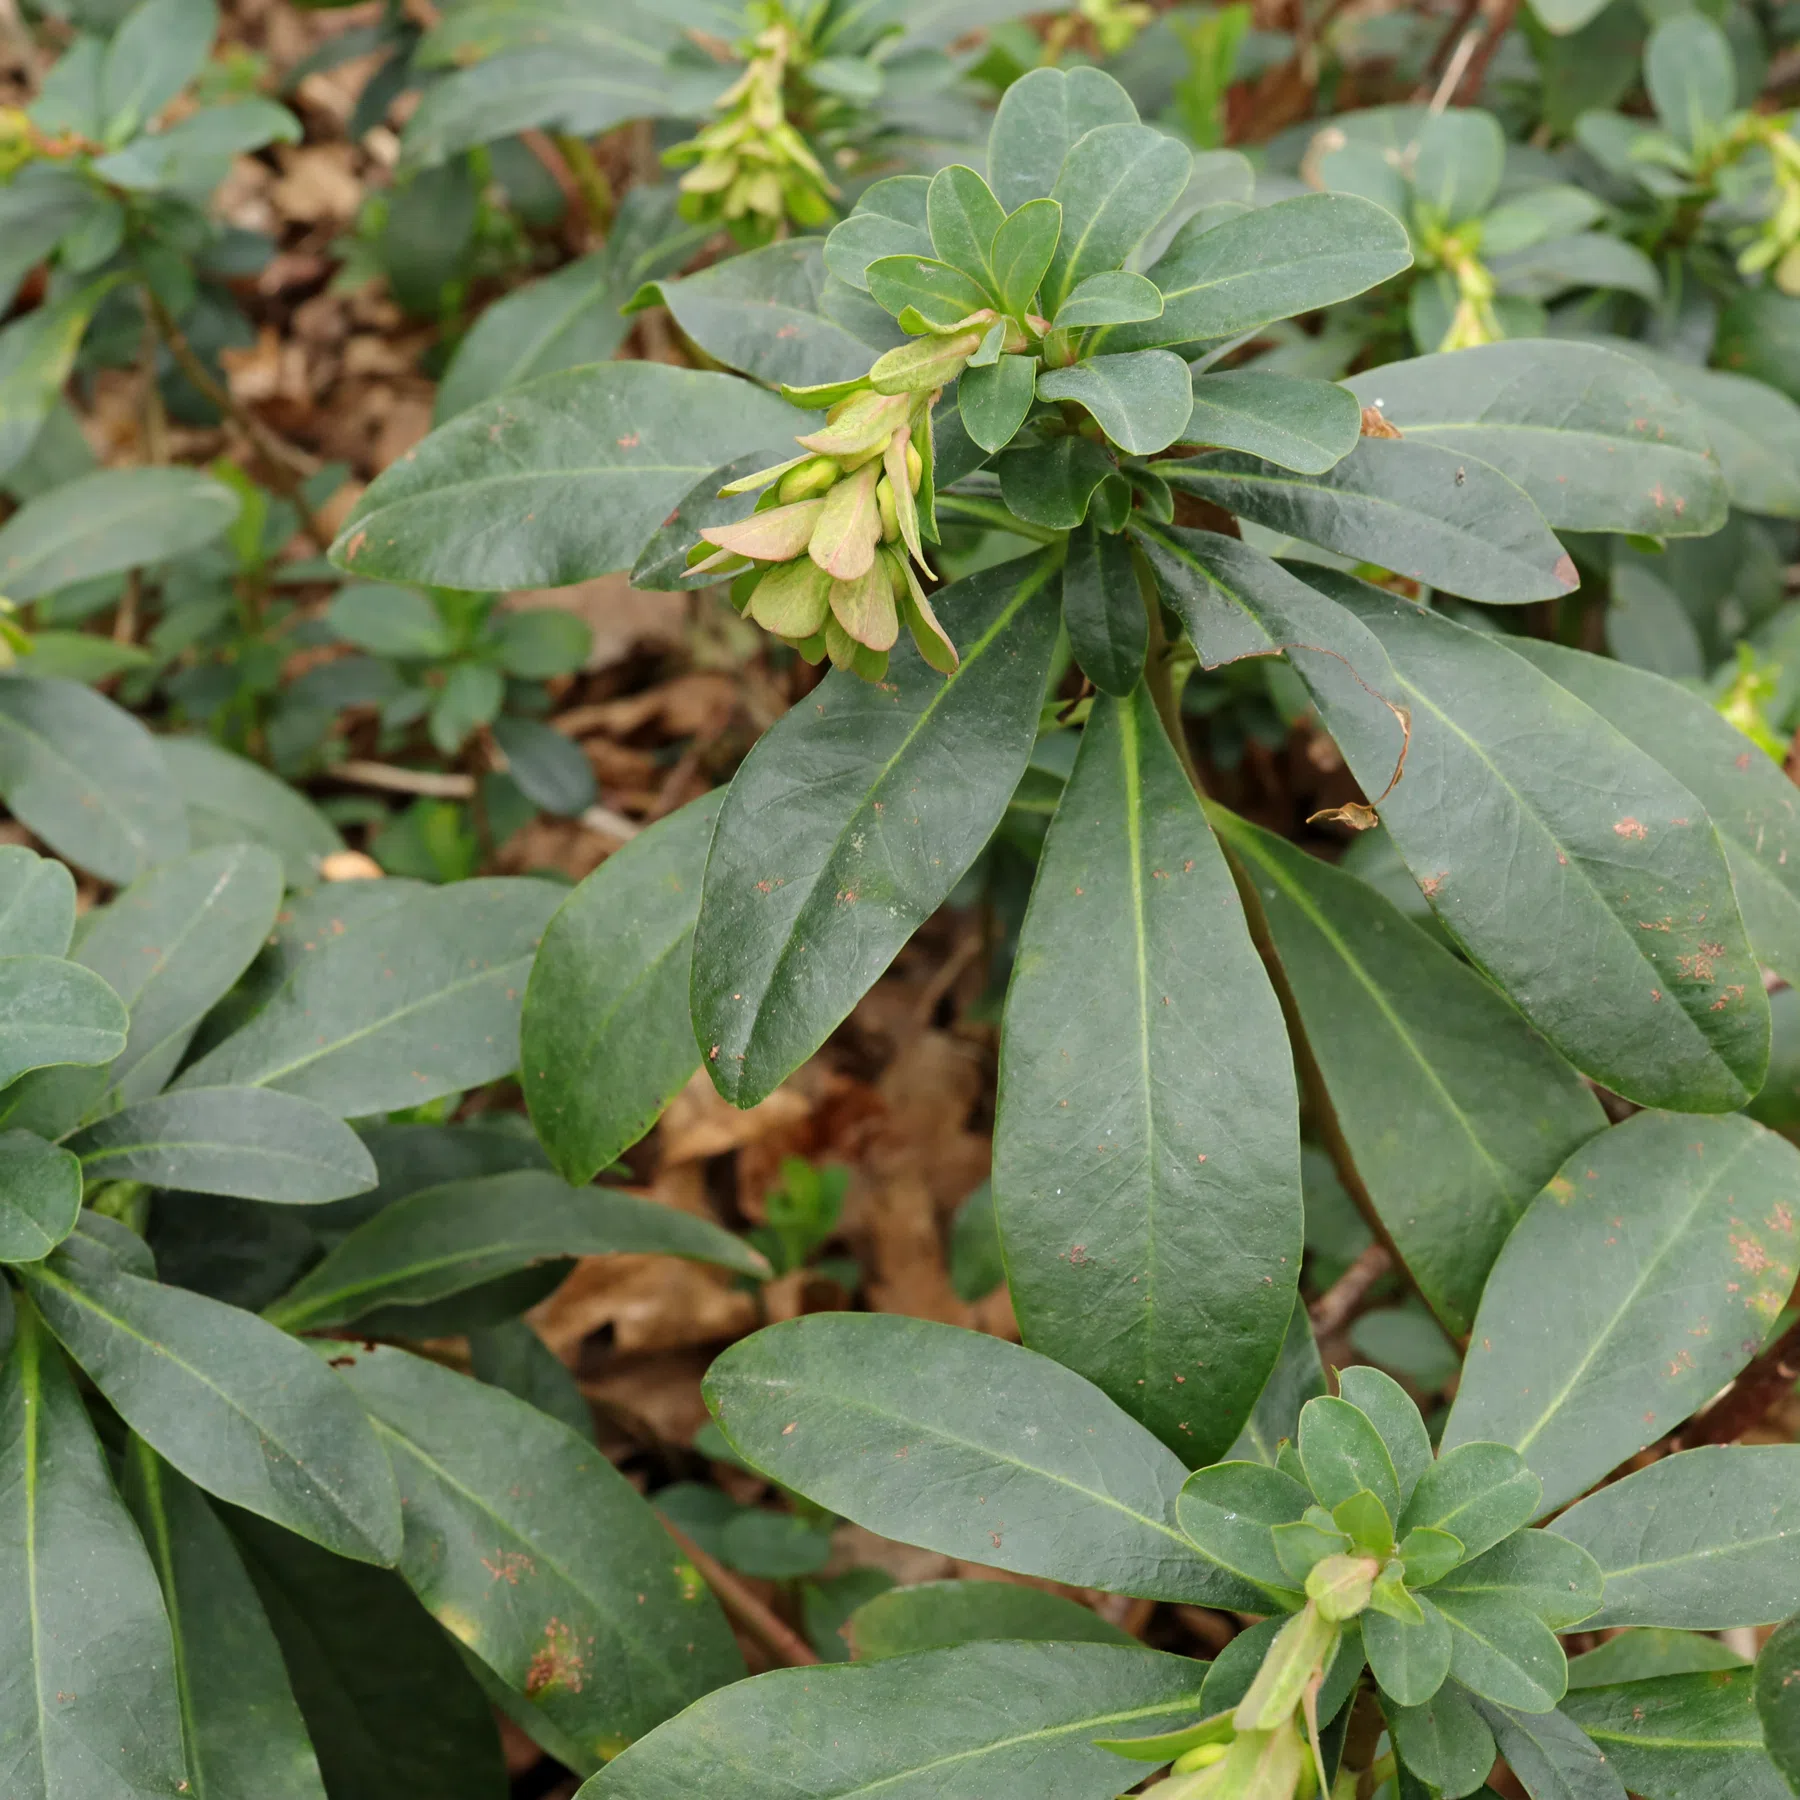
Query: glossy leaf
580 1640 1208 1800
993 688 1300 1459
1093 194 1412 354
1285 575 1769 1111
692 553 1060 1106
330 1342 742 1766
1162 440 1574 602
1474 1697 1626 1800
1213 809 1603 1334
265 1167 763 1332
0 677 189 883
846 1580 1136 1659
704 1312 1259 1604
1037 351 1194 455
1344 341 1727 536
1059 521 1147 694
0 1296 189 1800
68 1088 378 1204
0 955 127 1088
0 1130 81 1263
177 878 562 1116
25 1234 402 1565
1563 1668 1782 1800
1551 1446 1800 1628
987 66 1139 212
523 792 721 1184
1447 1112 1800 1511
124 1443 328 1800
1182 370 1361 475
331 363 807 590
0 846 74 957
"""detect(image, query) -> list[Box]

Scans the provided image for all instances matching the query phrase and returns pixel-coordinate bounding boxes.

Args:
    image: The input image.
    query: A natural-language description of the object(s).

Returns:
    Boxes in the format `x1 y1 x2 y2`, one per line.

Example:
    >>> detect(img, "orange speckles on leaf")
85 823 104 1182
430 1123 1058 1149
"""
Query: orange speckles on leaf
480 1551 533 1585
1771 1203 1795 1234
1667 1350 1694 1376
617 433 641 449
1421 872 1446 899
1554 553 1579 590
1677 943 1725 982
344 529 367 561
1731 1232 1773 1275
525 1619 587 1697
1614 816 1649 840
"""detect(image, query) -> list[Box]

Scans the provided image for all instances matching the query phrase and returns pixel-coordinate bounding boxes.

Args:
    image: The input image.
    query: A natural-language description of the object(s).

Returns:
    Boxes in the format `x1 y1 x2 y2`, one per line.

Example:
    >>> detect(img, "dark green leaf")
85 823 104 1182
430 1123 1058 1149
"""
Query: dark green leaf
160 737 345 890
1551 1446 1800 1628
958 353 1039 454
990 198 1063 315
1283 575 1769 1110
1181 371 1361 475
997 436 1118 528
1176 1460 1311 1598
124 1443 328 1800
0 165 100 316
692 553 1060 1106
867 254 993 331
469 1318 594 1441
1365 1595 1454 1707
230 1509 508 1800
1212 808 1603 1335
99 0 216 139
1301 1394 1401 1517
1227 1300 1326 1464
1399 1443 1542 1563
1446 1112 1800 1511
846 1580 1136 1659
993 688 1300 1459
1093 195 1411 355
265 1167 762 1332
177 877 562 1115
26 1234 402 1564
69 1088 378 1204
1758 1617 1800 1793
1053 270 1163 330
1474 1697 1627 1800
0 1129 81 1263
331 363 808 589
0 844 74 957
1564 1668 1783 1800
1432 1531 1602 1629
1041 123 1191 317
0 954 127 1087
0 677 190 882
490 715 595 817
0 1295 189 1798
1059 521 1147 693
927 165 1006 292
1036 350 1193 455
987 66 1139 212
1162 440 1574 603
1435 1591 1565 1711
1568 1630 1746 1688
329 1342 741 1767
523 792 721 1184
704 1312 1258 1604
1387 1684 1496 1799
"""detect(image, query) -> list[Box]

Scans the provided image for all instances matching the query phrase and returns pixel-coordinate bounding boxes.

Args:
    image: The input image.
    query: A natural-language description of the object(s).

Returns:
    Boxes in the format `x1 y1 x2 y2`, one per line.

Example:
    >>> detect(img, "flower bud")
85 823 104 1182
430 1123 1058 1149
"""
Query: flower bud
906 441 924 492
876 477 900 543
778 456 841 503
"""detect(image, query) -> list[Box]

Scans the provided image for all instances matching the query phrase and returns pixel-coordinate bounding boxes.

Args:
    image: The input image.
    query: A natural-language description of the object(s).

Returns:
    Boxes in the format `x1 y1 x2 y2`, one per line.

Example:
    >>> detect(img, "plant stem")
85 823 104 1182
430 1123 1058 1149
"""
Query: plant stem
1310 1244 1394 1338
931 492 1064 545
659 1518 821 1667
553 131 615 232
1139 550 1203 791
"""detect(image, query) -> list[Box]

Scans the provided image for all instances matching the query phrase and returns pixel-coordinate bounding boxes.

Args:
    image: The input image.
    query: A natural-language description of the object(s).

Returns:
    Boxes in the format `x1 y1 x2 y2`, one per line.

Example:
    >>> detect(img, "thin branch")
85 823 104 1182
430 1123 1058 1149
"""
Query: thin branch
333 759 473 798
1309 1244 1394 1338
660 1518 821 1667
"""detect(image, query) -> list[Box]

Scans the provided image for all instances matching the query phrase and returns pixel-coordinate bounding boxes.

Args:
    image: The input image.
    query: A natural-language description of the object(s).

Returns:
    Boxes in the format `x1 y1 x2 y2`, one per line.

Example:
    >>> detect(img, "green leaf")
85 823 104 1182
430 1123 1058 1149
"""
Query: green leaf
1509 641 1800 985
1282 575 1769 1110
523 792 720 1184
124 1443 328 1800
177 877 561 1116
1042 124 1191 318
160 737 344 890
1345 341 1727 537
0 466 240 601
0 845 73 957
1432 1532 1602 1629
1301 1394 1401 1518
634 239 902 390
493 606 591 678
92 95 299 190
1182 371 1360 475
69 1088 378 1204
1434 1591 1567 1711
99 0 215 139
581 1640 1205 1800
327 584 452 658
330 363 808 590
0 281 119 481
488 716 595 818
1059 520 1146 695
0 165 101 315
1212 808 1604 1335
1163 440 1574 602
1473 1697 1626 1800
1053 270 1163 330
927 165 1006 293
1480 185 1605 255
1176 1460 1312 1598
692 553 1060 1106
82 843 285 1107
0 1130 81 1263
0 954 127 1087
1645 11 1736 150
328 1342 742 1767
1399 1443 1542 1563
1412 110 1505 224
1387 1684 1496 1799
990 198 1063 315
704 1312 1259 1604
264 1167 762 1332
1562 1668 1782 1800
1447 1112 1800 1511
25 1234 402 1564
0 1294 189 1798
846 1580 1136 1659
1758 1617 1800 1793
1568 1631 1746 1688
993 688 1300 1459
868 254 994 331
1093 194 1412 355
987 66 1139 213
1550 1445 1800 1628
997 436 1119 528
958 353 1039 453
468 1319 593 1442
1036 350 1193 455
1365 1594 1454 1707
823 177 930 291
230 1509 508 1800
0 677 190 883
1227 1299 1326 1464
